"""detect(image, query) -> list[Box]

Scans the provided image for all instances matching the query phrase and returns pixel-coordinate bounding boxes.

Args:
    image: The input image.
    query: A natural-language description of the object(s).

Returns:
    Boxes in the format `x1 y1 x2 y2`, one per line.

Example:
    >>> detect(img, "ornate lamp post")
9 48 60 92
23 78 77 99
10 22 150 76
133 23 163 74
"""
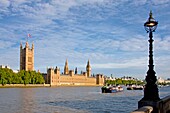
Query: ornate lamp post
143 11 160 101
138 11 160 111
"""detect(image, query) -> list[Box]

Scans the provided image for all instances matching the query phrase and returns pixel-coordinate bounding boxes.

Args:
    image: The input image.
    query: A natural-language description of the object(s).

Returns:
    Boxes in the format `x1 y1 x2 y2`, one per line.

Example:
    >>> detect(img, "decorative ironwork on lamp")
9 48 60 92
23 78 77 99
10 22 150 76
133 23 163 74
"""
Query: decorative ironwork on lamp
144 11 158 32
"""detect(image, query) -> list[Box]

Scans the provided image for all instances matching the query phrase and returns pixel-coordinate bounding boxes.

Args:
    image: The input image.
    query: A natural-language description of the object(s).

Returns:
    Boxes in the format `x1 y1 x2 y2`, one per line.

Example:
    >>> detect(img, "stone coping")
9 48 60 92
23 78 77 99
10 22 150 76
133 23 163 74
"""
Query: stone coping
0 84 50 88
131 106 153 113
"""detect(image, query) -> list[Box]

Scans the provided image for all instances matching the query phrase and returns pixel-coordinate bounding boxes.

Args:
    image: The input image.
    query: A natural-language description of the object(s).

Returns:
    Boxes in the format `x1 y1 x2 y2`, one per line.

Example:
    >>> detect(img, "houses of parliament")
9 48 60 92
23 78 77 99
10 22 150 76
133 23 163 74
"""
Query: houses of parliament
20 42 104 86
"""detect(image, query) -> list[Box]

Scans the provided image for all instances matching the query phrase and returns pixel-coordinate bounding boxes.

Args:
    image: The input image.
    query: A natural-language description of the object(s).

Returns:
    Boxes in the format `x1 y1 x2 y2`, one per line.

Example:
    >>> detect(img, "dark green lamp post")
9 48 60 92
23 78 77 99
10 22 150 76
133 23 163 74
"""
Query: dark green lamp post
138 11 161 113
143 11 160 101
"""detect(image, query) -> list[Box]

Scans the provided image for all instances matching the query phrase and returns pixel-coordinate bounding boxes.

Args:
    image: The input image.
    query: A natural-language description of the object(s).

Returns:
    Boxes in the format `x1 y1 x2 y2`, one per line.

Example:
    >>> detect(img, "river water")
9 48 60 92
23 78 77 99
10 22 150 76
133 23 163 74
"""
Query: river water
0 86 169 113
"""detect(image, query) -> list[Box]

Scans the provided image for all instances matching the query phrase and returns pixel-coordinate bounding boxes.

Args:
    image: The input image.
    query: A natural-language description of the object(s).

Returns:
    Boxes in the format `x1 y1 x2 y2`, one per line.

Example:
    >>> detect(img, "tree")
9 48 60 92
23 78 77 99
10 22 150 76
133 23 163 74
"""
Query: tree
23 71 30 84
0 68 45 85
116 79 122 85
105 78 144 86
0 68 8 85
35 72 45 84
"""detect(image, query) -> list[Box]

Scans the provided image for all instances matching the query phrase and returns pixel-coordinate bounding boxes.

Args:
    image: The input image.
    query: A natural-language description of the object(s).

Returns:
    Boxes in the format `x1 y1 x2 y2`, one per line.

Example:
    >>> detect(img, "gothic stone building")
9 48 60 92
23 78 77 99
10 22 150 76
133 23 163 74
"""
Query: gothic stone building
20 42 34 71
46 60 104 86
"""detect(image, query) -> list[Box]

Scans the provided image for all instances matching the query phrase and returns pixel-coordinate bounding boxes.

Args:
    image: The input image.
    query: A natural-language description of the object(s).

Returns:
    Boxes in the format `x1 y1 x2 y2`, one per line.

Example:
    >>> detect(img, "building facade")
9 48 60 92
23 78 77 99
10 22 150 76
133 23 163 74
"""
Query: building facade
45 60 104 86
20 42 34 71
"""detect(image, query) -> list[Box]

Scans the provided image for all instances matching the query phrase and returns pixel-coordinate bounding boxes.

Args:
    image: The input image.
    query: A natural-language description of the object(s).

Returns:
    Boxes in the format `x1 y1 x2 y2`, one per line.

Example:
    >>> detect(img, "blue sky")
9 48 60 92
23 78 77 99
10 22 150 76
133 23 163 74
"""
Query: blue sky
0 0 170 79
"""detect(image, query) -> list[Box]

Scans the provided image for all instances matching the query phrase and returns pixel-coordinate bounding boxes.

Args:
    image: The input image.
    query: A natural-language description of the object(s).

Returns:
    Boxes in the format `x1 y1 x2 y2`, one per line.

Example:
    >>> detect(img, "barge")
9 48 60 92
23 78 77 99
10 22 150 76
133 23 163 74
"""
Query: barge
101 85 123 93
127 85 143 90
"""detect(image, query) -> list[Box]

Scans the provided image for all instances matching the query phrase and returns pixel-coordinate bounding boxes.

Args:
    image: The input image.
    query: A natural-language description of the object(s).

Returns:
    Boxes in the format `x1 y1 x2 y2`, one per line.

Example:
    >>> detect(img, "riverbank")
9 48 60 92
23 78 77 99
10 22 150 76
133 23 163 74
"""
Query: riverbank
0 84 103 88
0 84 50 88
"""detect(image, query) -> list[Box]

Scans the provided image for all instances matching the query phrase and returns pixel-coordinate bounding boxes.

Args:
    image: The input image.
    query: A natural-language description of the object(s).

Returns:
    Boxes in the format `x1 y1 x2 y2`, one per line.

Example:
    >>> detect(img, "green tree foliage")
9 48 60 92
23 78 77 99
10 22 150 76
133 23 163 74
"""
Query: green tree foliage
0 68 45 85
0 68 13 85
116 78 122 85
105 79 145 86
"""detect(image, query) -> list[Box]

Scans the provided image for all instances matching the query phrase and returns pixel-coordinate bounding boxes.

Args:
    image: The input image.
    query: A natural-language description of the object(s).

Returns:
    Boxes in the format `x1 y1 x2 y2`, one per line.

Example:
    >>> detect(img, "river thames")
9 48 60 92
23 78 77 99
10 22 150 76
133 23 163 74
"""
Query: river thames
0 86 169 113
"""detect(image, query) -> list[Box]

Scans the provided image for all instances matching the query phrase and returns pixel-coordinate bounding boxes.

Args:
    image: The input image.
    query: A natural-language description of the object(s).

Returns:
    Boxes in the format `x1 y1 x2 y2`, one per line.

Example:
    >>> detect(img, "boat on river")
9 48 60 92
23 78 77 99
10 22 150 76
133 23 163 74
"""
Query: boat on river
101 85 123 93
127 85 143 90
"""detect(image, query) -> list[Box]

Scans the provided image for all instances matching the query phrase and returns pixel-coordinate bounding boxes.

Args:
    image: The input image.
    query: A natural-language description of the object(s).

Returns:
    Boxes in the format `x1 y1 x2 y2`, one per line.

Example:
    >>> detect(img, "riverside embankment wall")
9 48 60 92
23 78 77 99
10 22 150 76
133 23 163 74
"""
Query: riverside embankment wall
0 84 50 87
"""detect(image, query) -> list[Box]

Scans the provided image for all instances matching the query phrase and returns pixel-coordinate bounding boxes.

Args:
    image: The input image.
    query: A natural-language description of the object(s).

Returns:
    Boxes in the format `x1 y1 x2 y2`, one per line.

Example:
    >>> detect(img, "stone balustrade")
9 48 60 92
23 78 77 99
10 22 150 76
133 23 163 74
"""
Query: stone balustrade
132 95 170 113
131 106 153 113
159 95 170 113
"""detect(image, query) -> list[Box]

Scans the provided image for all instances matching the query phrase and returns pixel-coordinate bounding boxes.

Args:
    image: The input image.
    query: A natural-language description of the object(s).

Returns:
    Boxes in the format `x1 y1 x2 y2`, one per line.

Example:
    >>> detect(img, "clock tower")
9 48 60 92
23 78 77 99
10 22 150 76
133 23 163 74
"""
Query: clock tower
86 60 91 77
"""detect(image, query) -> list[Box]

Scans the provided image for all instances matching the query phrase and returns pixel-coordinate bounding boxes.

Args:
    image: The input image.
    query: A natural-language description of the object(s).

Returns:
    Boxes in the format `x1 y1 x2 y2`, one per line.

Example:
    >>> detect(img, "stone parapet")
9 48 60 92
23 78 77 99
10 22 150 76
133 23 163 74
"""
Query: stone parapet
159 95 170 113
131 106 153 113
136 95 170 113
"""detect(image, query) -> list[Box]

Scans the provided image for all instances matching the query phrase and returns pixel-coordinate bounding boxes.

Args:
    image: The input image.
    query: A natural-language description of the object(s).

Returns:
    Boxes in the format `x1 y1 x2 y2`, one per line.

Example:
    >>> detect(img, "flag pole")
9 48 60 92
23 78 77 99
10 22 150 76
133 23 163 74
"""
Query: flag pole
27 34 30 42
27 34 32 42
27 36 28 42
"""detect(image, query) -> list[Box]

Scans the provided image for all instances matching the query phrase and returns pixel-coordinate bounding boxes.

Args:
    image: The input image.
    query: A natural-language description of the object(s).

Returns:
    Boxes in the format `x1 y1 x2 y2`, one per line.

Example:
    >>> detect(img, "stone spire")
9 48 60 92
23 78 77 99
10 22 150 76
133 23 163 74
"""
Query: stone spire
32 42 34 49
25 41 29 48
20 42 22 48
64 59 69 74
75 67 78 74
86 59 91 77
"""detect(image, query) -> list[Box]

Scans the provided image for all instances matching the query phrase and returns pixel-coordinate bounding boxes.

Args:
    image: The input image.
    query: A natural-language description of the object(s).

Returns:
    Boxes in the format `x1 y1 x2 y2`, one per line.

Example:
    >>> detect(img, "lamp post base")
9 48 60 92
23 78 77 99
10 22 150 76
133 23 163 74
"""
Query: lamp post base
138 99 162 113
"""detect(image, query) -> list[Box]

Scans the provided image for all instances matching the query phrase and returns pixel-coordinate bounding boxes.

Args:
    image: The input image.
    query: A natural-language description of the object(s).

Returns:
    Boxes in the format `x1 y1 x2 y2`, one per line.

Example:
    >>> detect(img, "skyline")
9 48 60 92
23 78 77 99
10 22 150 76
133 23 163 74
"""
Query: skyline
0 0 170 79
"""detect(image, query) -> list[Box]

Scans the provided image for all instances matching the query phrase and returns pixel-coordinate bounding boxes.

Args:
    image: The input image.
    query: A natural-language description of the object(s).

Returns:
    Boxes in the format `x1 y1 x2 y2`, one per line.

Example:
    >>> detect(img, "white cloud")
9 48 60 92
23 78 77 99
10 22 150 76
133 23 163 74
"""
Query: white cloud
0 0 10 15
0 0 170 78
155 35 170 51
151 0 170 5
0 47 19 70
93 57 147 69
0 0 10 8
0 40 15 49
11 0 31 6
158 25 169 31
120 37 147 52
130 0 147 6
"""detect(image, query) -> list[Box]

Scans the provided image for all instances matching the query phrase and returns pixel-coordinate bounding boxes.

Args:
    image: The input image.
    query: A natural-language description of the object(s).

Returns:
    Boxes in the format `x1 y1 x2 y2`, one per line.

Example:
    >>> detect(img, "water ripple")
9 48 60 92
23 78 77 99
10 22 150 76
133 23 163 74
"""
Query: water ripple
0 86 169 113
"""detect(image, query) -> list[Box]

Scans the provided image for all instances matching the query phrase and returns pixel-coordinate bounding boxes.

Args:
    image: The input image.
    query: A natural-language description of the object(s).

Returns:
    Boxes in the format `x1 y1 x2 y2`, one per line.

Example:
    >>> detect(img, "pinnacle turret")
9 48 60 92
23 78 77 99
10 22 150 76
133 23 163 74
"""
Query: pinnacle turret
64 59 69 74
86 59 91 77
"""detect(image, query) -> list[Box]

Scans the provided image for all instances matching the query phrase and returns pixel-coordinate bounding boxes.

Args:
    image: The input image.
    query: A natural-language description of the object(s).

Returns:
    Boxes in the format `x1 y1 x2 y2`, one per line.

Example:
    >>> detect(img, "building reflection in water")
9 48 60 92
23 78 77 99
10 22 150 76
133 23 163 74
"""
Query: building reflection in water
17 88 36 113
